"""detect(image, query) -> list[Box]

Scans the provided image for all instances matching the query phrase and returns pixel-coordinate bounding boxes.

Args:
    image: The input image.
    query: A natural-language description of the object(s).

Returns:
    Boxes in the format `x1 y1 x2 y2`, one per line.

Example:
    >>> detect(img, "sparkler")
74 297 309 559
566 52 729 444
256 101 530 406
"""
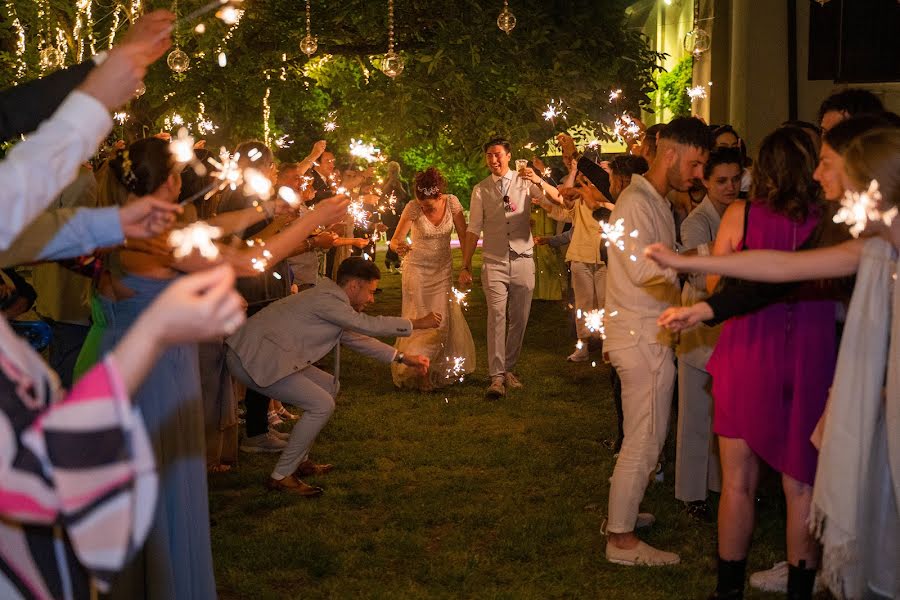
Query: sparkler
324 112 338 132
179 147 242 205
173 0 243 29
113 112 128 125
600 218 626 251
348 200 369 229
445 356 467 383
608 89 623 103
833 180 896 238
169 127 197 166
613 114 641 142
275 134 293 149
168 221 223 259
277 185 300 207
577 308 605 335
243 168 273 200
686 85 707 101
349 139 381 162
542 98 568 126
451 287 468 308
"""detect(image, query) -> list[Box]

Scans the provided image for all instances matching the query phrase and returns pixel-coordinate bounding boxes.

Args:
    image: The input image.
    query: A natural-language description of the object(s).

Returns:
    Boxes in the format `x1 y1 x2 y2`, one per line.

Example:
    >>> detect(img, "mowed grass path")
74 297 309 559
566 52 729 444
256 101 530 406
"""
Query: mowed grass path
209 250 790 599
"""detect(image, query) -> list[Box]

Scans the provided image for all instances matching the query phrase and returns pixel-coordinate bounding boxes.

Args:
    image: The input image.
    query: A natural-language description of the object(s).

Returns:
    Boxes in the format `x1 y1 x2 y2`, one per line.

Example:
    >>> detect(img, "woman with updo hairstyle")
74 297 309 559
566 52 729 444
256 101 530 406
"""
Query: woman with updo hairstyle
646 126 900 598
87 137 348 599
389 166 476 390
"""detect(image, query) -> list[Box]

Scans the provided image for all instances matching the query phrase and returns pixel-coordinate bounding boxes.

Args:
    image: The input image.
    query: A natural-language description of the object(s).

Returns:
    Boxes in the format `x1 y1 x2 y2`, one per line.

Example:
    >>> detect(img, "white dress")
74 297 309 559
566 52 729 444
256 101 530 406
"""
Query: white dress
392 195 476 389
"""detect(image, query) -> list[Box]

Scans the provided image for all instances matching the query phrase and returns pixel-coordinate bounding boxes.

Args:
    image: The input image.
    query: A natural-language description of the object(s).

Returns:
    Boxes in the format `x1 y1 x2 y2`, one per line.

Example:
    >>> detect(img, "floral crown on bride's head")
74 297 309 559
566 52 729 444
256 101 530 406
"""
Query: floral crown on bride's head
416 185 441 198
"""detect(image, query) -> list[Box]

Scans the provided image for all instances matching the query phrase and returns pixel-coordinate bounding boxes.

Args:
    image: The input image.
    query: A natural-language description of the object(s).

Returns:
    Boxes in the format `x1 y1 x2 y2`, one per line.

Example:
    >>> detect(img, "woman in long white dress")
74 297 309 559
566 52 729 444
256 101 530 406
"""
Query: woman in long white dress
389 167 476 390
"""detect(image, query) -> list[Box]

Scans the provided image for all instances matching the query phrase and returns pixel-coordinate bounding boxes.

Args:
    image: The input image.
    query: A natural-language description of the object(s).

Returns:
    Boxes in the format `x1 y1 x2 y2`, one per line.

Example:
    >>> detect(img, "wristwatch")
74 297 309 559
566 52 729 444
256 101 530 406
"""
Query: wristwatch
394 352 405 364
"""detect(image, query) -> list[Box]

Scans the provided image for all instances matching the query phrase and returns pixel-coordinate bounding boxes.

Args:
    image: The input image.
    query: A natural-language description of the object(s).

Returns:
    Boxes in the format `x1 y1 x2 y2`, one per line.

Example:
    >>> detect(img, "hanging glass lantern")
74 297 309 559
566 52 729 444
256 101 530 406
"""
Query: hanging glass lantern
497 1 516 34
167 48 190 73
382 51 404 78
381 0 403 79
683 28 711 57
134 81 147 98
39 46 64 70
300 0 318 56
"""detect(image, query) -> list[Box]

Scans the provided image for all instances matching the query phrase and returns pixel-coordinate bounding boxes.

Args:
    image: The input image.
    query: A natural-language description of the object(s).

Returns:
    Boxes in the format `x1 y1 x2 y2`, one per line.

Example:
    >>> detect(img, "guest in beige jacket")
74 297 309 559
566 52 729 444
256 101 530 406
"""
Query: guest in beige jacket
226 257 440 496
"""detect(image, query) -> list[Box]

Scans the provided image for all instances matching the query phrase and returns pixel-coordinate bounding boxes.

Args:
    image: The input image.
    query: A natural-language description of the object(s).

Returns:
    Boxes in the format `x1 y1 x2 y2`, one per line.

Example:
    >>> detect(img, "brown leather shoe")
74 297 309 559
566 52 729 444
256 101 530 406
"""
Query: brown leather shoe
504 372 523 389
265 475 323 496
485 376 506 399
294 459 334 477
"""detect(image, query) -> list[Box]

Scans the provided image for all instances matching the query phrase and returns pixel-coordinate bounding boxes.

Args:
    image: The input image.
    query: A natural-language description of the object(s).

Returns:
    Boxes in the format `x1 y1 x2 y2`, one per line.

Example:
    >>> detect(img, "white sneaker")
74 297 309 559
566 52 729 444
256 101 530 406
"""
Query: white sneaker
749 561 823 594
240 432 287 453
567 346 590 362
605 540 680 566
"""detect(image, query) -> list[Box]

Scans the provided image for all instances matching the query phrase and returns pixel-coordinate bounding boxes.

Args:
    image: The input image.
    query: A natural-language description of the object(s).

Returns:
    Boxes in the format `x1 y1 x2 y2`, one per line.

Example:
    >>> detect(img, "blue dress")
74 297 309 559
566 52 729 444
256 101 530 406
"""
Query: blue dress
99 274 216 599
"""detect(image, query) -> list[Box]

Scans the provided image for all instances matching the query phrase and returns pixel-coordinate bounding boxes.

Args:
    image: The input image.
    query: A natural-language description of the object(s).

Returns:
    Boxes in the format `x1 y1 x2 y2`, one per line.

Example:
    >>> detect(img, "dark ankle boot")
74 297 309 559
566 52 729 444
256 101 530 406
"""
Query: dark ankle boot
709 558 746 600
787 561 816 599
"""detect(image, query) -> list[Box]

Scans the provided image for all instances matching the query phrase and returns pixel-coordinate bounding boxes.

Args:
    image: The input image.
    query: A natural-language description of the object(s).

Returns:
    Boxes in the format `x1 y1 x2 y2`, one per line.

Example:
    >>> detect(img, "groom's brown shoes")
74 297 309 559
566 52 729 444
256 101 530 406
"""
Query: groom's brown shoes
266 475 323 497
295 459 334 477
504 372 523 389
485 376 506 399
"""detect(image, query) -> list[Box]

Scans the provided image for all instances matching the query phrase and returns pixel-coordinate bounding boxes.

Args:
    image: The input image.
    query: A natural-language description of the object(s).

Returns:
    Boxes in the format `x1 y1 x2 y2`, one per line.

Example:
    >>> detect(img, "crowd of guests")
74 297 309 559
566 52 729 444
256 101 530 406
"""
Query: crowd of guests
0 8 898 600
523 90 899 599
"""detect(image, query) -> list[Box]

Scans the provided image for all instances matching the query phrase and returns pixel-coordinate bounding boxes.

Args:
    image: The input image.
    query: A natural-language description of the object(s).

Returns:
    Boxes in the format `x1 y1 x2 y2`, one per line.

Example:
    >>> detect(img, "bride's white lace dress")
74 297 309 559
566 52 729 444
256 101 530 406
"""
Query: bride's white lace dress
392 195 476 389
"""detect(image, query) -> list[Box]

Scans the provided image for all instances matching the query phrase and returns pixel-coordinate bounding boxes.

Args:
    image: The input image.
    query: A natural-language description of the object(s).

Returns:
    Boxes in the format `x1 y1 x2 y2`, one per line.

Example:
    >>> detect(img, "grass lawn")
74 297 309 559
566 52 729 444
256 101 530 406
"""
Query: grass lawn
209 250 792 599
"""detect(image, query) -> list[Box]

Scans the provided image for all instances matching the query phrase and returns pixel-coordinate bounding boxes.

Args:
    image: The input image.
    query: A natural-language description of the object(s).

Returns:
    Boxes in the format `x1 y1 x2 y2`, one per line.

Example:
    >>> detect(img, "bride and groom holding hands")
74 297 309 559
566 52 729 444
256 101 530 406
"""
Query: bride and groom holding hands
390 137 549 398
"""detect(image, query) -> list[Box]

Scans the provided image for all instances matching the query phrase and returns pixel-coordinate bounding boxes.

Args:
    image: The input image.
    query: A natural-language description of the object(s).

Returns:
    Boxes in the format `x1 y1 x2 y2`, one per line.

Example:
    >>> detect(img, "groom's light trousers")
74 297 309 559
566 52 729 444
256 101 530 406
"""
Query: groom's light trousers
481 252 535 377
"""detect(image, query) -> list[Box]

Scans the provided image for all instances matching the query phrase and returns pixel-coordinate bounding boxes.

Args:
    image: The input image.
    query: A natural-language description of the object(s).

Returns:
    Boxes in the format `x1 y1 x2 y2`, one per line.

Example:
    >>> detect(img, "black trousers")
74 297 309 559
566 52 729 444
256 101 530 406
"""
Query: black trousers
244 303 271 438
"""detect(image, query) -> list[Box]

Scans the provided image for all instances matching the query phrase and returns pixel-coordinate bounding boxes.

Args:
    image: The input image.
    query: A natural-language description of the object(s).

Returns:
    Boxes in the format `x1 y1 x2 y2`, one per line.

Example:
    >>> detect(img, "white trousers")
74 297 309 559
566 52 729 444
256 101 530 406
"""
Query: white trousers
481 255 535 377
226 349 336 479
570 261 607 341
606 340 676 533
675 360 721 502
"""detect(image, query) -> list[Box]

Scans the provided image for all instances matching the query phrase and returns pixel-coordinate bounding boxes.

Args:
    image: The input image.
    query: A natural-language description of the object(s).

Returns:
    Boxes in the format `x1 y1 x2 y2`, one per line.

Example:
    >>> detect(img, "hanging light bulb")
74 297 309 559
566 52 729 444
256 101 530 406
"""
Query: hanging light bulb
134 81 147 97
497 0 516 34
300 0 318 56
167 48 190 72
381 0 403 78
814 0 830 5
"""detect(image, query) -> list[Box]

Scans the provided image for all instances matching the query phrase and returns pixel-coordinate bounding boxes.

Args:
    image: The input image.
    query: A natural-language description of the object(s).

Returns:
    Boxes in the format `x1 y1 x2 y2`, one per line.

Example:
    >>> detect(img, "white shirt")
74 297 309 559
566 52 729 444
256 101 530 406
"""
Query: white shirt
469 169 542 262
0 91 112 250
603 174 681 351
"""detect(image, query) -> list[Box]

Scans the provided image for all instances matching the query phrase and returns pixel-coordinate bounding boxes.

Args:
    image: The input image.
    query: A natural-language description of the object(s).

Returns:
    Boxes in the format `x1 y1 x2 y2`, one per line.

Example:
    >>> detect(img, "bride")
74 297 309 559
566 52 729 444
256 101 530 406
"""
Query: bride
389 167 476 390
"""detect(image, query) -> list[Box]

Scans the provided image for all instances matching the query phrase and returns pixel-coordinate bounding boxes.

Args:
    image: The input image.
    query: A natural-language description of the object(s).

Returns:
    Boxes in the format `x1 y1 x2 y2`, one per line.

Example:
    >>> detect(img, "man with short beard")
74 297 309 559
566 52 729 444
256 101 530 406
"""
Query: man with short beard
602 117 711 566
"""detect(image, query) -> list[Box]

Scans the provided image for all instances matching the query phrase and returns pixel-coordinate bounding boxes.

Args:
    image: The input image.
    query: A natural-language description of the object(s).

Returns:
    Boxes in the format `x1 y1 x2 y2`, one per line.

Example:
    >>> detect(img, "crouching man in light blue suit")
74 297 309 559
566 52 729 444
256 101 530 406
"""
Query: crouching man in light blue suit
226 257 440 496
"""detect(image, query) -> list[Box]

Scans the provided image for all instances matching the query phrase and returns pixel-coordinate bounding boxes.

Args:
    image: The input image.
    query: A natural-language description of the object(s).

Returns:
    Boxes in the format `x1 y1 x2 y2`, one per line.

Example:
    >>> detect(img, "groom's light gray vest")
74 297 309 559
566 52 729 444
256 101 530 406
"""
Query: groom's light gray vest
470 171 539 263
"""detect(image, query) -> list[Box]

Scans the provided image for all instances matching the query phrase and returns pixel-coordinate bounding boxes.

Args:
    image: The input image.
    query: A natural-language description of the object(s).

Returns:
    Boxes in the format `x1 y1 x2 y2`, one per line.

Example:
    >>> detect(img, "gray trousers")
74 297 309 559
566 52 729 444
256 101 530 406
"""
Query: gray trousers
226 349 336 479
675 360 721 502
481 254 535 377
570 261 607 341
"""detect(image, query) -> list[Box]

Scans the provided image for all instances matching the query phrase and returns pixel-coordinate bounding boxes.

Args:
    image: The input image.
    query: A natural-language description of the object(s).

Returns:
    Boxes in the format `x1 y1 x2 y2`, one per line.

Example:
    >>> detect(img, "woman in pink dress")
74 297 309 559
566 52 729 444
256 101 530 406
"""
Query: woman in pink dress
704 127 836 599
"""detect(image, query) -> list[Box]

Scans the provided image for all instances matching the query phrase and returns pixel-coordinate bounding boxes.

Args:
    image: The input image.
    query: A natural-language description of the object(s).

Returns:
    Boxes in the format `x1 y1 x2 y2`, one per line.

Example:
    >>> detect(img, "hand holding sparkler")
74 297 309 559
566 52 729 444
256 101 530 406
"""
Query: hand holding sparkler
401 354 430 377
643 242 687 270
121 9 176 64
118 196 181 239
657 303 714 332
411 312 442 329
310 194 352 227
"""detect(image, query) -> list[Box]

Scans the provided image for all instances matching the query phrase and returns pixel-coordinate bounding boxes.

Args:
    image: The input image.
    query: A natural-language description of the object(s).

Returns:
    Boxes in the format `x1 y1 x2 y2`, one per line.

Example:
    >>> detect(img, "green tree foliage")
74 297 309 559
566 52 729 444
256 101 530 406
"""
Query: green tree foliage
1 0 664 199
654 55 693 119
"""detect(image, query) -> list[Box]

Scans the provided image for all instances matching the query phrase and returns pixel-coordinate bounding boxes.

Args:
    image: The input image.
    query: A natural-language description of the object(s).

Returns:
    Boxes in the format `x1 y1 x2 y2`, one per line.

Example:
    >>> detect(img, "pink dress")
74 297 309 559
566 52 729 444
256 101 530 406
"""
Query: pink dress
707 202 837 485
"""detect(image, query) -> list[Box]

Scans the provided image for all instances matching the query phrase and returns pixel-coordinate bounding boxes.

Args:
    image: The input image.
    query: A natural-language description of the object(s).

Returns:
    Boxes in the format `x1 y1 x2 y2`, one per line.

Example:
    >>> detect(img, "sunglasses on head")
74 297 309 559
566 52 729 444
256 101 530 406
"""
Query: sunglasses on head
503 195 512 211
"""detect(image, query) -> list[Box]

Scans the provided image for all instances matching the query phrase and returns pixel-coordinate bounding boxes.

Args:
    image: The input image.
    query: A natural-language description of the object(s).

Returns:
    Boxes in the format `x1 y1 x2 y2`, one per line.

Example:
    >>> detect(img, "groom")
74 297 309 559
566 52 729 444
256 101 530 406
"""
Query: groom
460 138 545 399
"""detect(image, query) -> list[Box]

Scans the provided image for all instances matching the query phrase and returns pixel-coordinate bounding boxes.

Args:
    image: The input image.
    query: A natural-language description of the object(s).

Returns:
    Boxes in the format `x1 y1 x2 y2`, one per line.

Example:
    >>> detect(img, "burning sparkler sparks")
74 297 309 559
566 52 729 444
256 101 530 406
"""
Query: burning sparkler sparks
277 185 300 207
324 111 338 132
113 112 128 125
243 168 273 200
445 356 467 383
613 114 641 142
275 134 293 149
542 98 568 124
833 180 896 238
577 308 605 336
168 221 223 259
451 287 468 308
348 200 369 229
169 127 197 166
600 218 626 251
349 139 382 163
686 85 708 101
609 89 623 103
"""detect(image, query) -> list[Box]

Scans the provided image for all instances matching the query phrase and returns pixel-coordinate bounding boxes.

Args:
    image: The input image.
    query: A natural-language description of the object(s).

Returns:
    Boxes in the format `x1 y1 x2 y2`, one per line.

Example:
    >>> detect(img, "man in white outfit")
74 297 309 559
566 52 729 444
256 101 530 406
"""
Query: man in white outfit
460 138 550 399
602 117 710 566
